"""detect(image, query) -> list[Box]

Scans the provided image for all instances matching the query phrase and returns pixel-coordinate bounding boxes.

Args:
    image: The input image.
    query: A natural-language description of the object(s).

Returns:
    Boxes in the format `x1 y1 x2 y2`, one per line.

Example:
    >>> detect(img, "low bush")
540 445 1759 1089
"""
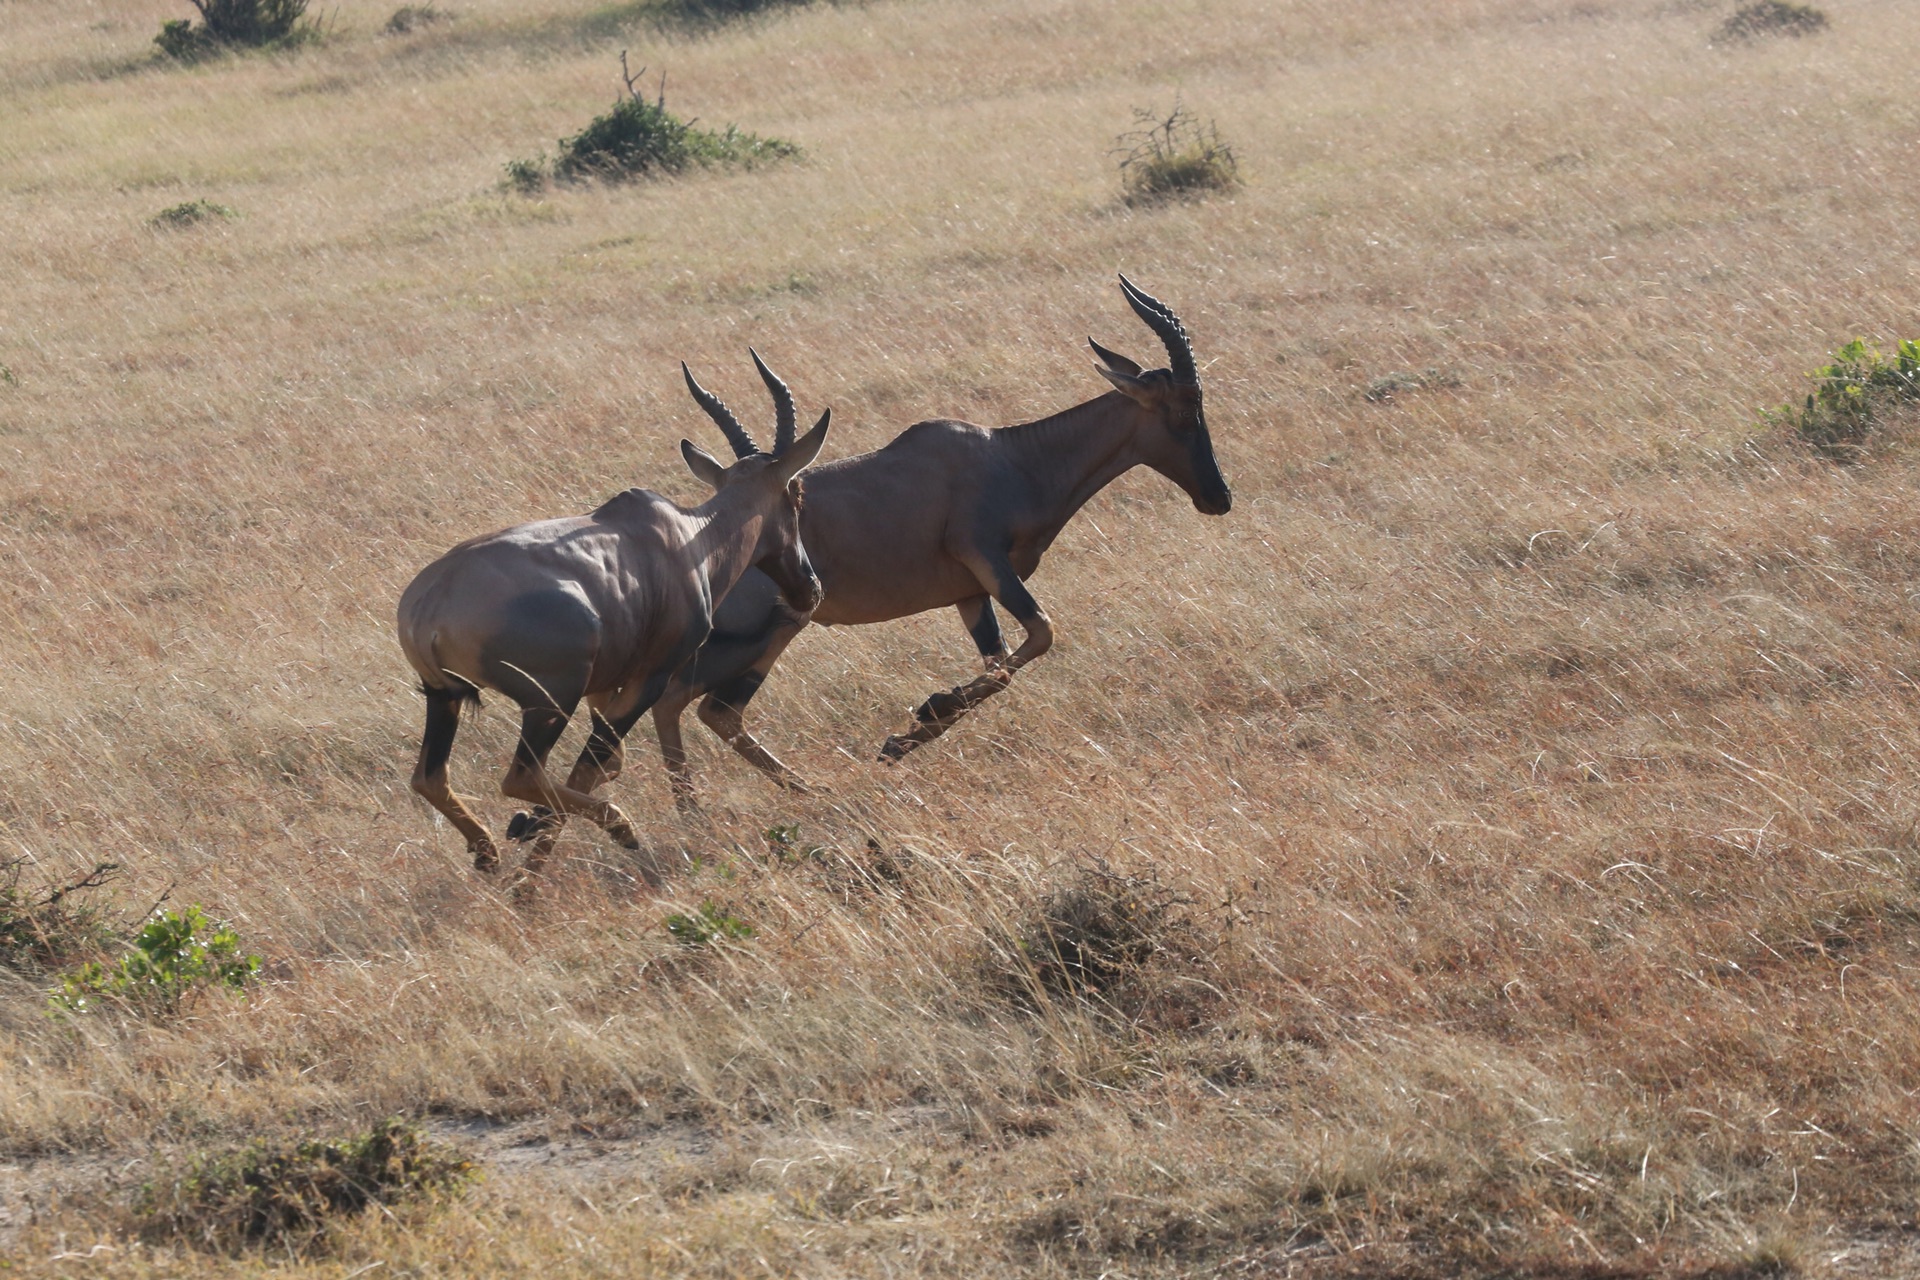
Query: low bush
658 0 812 21
666 901 754 946
51 904 260 1016
509 54 800 191
155 0 314 60
984 864 1216 1026
1775 336 1920 457
150 199 236 229
133 1118 476 1254
1714 1 1828 42
1114 101 1238 205
0 856 122 974
383 4 446 34
1363 367 1462 402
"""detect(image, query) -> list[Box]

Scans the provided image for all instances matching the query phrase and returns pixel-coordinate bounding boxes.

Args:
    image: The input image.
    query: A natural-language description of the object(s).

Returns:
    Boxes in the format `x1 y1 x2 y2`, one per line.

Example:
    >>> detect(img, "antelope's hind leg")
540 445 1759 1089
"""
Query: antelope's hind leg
697 664 812 796
411 686 499 872
651 679 704 813
655 601 813 807
501 710 648 897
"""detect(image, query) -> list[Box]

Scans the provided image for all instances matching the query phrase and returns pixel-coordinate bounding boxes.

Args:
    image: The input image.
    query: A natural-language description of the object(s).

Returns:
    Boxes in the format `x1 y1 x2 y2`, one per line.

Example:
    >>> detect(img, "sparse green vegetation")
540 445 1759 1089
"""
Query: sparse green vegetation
665 900 754 945
1364 366 1462 402
658 0 813 22
154 0 314 60
1114 101 1238 205
132 1119 476 1254
150 198 237 229
508 54 799 191
1776 336 1920 456
51 904 260 1016
1714 1 1829 42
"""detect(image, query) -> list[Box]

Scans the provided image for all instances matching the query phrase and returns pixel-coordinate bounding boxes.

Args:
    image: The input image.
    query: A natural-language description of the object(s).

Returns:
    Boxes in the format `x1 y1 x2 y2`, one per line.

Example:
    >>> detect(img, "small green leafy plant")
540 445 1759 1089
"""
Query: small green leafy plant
133 1118 475 1254
52 905 261 1015
666 901 754 946
150 199 236 229
508 53 799 191
1114 100 1238 205
155 0 315 60
764 822 827 864
1775 337 1920 457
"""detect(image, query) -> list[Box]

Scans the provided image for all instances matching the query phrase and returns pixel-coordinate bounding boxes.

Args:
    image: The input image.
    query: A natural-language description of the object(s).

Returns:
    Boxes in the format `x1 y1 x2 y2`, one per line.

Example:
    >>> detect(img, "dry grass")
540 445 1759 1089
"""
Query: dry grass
5 0 1920 1274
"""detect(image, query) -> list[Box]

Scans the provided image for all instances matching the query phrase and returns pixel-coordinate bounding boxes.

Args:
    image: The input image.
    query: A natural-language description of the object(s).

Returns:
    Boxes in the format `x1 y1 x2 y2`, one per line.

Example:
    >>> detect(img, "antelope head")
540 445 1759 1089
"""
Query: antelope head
680 350 830 612
1088 275 1232 516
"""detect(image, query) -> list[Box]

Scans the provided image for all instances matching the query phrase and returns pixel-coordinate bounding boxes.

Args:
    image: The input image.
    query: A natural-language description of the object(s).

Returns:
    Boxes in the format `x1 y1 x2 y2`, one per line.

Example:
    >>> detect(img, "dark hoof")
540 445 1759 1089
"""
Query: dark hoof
878 735 915 763
506 806 555 842
471 841 501 873
604 812 641 851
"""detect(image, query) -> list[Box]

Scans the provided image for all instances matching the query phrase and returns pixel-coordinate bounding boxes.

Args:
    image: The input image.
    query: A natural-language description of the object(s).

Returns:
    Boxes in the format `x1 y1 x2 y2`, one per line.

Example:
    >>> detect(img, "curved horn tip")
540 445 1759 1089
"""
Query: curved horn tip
1118 273 1171 313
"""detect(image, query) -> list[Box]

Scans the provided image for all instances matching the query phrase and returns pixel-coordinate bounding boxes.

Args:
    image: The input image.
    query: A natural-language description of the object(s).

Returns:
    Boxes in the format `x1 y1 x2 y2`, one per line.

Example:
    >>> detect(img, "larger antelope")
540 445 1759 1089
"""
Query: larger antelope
652 276 1230 804
397 355 830 880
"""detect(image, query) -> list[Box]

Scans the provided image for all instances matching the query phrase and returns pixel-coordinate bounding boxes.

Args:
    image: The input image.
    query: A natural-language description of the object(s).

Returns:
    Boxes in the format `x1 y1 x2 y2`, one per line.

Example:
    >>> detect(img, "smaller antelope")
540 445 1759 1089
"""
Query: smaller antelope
397 354 829 882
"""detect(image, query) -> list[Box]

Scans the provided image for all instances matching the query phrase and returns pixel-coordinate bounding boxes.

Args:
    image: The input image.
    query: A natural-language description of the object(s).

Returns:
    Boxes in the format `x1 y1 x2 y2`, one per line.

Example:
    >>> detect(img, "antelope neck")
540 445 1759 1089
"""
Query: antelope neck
1003 392 1146 527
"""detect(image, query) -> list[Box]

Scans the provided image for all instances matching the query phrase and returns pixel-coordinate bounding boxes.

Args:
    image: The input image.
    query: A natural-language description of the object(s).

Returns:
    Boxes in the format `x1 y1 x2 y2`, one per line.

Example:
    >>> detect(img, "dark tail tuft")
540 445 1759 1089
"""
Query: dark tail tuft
422 680 483 708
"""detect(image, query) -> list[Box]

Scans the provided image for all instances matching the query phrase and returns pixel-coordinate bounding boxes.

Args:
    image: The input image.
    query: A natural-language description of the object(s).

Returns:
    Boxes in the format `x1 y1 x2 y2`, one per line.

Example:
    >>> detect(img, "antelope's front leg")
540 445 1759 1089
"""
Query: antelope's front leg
880 579 1049 763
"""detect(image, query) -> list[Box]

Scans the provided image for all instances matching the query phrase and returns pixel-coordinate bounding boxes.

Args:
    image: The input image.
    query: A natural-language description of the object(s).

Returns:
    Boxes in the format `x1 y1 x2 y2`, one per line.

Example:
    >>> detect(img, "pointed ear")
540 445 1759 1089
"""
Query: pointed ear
1095 363 1156 405
681 438 728 490
1088 337 1142 376
772 409 831 484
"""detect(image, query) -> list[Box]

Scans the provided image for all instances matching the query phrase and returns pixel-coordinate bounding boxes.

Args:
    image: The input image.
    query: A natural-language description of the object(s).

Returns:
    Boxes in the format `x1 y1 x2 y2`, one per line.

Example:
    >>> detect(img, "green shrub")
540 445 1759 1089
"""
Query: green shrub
1 857 122 974
666 900 754 946
150 199 236 229
510 54 799 190
155 0 314 60
1114 101 1238 205
1714 1 1828 42
657 0 811 22
52 904 260 1016
1776 337 1920 457
134 1118 475 1254
1363 367 1462 403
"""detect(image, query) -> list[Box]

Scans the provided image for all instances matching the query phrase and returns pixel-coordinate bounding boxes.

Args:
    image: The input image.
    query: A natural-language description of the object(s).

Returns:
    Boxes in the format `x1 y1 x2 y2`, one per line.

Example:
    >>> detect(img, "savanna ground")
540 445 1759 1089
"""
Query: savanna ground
3 0 1920 1274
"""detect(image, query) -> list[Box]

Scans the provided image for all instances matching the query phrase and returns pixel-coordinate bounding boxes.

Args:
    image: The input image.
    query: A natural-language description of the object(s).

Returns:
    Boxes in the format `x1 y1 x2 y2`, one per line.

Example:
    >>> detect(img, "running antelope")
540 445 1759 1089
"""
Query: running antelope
397 355 830 880
652 276 1230 805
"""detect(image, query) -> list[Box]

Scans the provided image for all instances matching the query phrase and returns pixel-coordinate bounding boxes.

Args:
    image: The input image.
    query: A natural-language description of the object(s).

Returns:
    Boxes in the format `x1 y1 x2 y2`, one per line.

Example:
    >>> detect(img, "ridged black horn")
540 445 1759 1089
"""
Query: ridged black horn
682 362 759 459
750 348 797 455
1117 274 1197 386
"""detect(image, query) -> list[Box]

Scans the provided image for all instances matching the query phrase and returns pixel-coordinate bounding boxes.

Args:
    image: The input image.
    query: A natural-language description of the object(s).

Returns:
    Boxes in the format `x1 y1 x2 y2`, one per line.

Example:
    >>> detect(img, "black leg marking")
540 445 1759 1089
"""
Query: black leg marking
512 707 571 773
963 597 1005 659
708 670 767 715
579 709 621 770
418 687 465 783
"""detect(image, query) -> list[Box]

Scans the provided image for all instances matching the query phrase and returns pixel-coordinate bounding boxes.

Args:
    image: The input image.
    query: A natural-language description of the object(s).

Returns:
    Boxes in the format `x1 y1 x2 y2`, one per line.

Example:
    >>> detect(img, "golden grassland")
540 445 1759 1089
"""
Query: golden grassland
4 0 1920 1273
